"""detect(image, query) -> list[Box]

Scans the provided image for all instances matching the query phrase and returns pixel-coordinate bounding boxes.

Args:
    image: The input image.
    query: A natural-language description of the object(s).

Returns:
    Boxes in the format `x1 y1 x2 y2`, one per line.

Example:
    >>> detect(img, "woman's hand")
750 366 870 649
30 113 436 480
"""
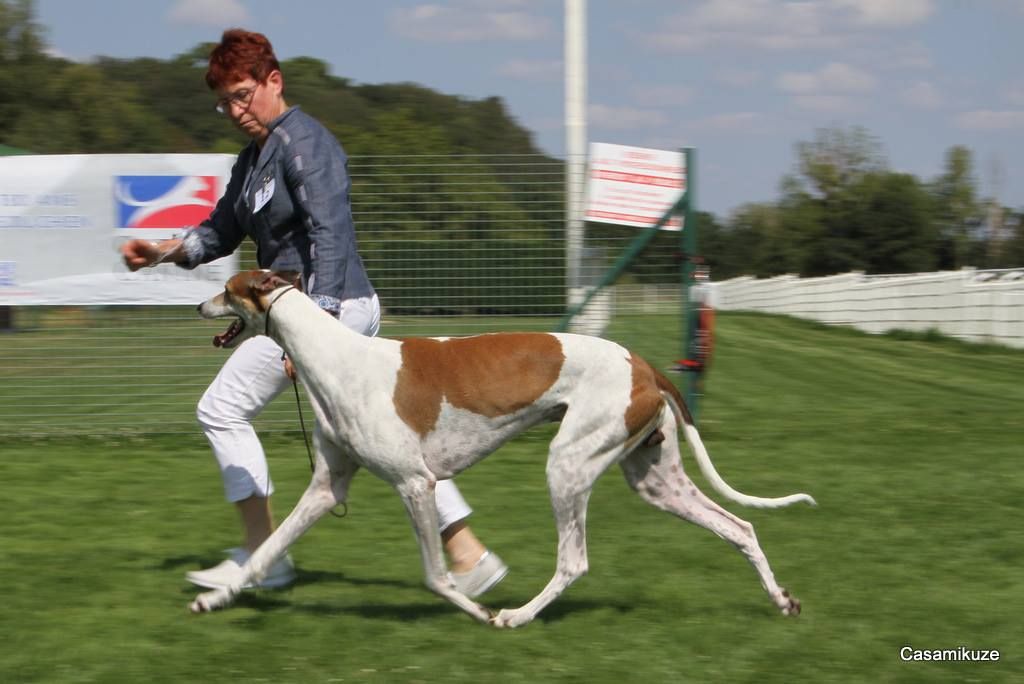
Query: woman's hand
120 238 185 271
120 239 163 271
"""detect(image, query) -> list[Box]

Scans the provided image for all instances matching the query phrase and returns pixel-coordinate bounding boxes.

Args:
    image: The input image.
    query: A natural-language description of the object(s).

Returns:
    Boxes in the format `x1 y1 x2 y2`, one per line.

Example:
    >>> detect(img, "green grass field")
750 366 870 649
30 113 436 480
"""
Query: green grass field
1 312 1021 682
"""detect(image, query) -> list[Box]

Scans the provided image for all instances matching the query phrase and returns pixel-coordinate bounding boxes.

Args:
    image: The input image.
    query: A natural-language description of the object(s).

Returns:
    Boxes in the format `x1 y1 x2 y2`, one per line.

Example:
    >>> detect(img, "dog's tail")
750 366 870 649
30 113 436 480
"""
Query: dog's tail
653 371 817 509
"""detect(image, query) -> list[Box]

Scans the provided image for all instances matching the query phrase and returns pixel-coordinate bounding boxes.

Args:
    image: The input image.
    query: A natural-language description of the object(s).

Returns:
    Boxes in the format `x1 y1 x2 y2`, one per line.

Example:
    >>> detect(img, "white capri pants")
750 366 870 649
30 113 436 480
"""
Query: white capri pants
195 294 472 531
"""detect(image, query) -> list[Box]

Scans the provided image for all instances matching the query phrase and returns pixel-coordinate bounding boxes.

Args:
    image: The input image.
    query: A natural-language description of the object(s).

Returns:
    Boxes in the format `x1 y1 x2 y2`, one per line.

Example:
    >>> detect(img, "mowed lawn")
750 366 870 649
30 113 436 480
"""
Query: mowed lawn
1 312 1021 683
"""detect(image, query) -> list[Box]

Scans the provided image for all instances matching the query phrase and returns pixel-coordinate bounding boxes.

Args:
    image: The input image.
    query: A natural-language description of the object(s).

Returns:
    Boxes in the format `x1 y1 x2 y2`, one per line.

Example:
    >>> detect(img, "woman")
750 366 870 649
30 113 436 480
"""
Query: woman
121 29 506 596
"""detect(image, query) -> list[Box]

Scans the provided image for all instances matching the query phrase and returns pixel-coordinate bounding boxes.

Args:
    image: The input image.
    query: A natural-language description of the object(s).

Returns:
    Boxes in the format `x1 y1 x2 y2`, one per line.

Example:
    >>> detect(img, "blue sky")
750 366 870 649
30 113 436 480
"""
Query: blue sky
35 0 1024 218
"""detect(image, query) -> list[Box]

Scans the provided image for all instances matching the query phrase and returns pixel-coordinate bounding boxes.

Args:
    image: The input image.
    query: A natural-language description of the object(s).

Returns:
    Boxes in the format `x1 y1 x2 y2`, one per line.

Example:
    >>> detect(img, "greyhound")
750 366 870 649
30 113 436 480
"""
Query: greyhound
191 269 814 627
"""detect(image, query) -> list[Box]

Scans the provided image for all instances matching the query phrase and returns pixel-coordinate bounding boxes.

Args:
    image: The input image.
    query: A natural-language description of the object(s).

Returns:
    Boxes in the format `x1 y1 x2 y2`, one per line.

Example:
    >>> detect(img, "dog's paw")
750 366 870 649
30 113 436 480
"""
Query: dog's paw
189 588 231 614
778 589 801 617
189 595 213 614
489 608 533 629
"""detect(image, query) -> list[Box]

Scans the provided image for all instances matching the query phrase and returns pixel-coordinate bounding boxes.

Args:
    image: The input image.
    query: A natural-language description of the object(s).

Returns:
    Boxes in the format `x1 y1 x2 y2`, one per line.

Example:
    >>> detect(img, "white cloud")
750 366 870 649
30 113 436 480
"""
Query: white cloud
648 1 834 51
955 110 1024 131
998 0 1024 13
391 4 550 42
903 81 942 109
1005 82 1024 107
167 0 250 27
589 104 669 130
498 59 562 82
790 95 859 113
831 0 935 27
44 46 73 61
630 84 695 108
643 0 932 53
713 67 761 88
693 112 762 130
777 62 875 95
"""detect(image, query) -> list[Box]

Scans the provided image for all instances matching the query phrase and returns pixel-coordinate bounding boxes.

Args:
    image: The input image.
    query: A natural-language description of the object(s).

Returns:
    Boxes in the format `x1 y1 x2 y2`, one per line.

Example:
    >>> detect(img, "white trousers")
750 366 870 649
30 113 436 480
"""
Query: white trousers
195 294 472 531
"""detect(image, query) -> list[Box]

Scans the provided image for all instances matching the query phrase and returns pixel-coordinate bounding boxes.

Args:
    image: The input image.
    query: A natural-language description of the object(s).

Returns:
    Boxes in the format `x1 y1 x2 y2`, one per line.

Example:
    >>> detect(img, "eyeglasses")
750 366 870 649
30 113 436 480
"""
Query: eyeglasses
215 84 259 114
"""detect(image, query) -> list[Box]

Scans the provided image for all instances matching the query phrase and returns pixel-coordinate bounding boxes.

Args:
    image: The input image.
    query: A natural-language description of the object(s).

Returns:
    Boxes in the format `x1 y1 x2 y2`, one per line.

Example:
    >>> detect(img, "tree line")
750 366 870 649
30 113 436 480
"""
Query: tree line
698 128 1024 280
2 0 1021 284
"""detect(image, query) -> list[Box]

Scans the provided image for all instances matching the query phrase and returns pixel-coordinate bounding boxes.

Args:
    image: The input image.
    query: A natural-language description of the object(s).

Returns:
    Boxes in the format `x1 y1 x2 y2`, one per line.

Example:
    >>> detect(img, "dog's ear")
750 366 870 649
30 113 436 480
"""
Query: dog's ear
276 270 303 292
253 270 298 294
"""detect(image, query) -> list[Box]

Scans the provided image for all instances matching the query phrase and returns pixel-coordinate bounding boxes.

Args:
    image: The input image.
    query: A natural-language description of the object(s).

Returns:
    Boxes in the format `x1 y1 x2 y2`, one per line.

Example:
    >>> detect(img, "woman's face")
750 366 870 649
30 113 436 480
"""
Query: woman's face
215 70 286 143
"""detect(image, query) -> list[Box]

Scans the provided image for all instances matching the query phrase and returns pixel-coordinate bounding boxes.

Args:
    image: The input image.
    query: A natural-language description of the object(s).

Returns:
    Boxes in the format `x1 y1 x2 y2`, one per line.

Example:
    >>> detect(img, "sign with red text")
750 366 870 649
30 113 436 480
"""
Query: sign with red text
584 143 686 230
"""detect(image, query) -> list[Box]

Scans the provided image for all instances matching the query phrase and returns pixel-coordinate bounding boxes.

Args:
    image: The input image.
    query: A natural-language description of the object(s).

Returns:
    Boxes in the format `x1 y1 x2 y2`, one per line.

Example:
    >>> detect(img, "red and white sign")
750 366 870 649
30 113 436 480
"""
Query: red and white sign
584 143 686 230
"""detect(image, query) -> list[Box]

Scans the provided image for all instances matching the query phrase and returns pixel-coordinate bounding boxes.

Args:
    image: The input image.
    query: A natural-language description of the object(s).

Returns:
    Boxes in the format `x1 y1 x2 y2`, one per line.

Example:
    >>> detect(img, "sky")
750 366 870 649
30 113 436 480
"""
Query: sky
33 0 1024 219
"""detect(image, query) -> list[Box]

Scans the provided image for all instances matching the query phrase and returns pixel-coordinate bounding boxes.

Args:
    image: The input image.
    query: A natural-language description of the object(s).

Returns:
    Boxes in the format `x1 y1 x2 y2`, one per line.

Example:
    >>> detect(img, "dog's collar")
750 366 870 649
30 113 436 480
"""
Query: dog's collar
265 286 298 338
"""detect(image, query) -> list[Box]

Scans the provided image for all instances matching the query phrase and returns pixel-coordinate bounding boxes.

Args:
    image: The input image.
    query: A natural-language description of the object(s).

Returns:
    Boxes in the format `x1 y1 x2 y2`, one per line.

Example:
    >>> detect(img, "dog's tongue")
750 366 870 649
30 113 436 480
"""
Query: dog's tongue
212 319 240 348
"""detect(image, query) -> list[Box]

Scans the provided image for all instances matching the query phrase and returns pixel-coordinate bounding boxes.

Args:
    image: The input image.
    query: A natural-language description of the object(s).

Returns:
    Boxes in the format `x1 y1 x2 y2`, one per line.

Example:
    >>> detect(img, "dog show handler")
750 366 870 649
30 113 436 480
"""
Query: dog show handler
120 28 507 596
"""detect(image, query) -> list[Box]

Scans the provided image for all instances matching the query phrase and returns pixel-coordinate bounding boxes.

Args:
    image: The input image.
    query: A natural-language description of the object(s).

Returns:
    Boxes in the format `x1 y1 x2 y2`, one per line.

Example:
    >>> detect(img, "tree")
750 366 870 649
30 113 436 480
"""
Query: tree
0 0 46 136
852 172 937 274
930 145 979 269
0 0 44 62
794 126 886 200
780 126 888 276
1000 211 1024 267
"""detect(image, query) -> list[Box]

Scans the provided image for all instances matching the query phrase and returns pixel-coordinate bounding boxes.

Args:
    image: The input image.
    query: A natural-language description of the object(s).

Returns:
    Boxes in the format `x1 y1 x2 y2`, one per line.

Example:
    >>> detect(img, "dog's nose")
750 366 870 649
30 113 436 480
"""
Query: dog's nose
196 303 203 313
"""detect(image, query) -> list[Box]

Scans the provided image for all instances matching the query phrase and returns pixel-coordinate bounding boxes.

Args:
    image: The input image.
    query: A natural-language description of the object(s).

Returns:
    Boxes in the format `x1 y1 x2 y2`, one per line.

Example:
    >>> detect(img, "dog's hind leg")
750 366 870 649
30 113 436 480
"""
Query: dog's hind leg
190 428 359 613
396 474 493 623
619 412 801 616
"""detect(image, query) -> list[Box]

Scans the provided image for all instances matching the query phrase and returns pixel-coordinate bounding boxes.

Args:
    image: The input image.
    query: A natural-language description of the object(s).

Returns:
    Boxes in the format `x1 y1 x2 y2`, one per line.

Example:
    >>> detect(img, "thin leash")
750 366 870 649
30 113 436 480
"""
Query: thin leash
290 366 347 519
267 285 346 518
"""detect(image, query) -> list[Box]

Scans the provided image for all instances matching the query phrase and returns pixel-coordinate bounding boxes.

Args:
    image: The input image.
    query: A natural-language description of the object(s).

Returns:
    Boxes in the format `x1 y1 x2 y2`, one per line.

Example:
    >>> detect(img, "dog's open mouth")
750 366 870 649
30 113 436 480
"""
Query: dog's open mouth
213 318 245 348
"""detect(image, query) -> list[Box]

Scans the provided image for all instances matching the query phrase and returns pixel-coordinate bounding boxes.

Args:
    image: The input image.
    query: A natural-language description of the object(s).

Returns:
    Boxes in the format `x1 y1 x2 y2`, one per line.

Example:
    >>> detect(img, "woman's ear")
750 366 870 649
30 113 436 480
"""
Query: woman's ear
266 69 284 97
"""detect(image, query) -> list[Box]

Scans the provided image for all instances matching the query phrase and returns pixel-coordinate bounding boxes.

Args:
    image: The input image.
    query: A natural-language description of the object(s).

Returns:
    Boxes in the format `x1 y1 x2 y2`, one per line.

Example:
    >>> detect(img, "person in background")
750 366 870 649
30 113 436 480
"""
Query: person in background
120 28 507 597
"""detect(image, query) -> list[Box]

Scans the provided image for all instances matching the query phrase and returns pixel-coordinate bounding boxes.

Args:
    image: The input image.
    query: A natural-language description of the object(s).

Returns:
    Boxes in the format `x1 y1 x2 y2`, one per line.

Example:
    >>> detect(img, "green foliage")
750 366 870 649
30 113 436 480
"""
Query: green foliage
713 127 1018 279
930 145 979 269
851 171 937 273
0 0 43 61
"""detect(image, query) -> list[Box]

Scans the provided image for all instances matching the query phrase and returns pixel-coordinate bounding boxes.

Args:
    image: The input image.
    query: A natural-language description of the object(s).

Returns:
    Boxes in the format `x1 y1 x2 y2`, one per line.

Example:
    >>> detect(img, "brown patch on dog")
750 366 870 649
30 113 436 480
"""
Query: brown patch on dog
624 353 696 438
393 333 565 437
223 270 301 313
652 361 694 426
624 353 665 438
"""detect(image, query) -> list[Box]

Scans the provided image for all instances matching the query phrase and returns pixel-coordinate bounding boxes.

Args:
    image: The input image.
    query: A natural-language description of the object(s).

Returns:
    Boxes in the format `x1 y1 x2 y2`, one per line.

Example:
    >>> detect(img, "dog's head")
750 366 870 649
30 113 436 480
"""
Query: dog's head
198 269 301 348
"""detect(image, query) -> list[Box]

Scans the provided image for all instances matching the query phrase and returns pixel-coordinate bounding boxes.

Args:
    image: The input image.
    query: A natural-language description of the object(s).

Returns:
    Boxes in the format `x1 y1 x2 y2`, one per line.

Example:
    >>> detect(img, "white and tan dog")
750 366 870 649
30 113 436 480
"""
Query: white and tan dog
192 269 815 627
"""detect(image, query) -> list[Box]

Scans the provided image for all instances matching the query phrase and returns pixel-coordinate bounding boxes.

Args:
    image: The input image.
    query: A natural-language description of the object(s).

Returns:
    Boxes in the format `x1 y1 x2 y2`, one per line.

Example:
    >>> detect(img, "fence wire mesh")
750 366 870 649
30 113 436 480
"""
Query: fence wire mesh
1 154 685 436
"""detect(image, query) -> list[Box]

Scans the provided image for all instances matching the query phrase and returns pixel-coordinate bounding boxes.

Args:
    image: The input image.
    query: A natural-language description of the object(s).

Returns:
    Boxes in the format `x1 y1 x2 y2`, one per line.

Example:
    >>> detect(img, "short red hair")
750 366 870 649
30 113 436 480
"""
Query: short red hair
205 29 281 90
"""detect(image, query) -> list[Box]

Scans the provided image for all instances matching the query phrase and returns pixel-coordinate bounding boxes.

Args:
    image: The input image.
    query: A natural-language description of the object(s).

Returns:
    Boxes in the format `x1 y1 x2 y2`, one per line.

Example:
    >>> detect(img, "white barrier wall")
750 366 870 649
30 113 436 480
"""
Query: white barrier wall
714 268 1024 349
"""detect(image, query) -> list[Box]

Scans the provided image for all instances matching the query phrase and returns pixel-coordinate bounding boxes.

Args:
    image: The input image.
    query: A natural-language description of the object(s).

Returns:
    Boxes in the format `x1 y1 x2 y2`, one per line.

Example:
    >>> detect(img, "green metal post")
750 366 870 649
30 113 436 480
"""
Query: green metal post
556 191 688 332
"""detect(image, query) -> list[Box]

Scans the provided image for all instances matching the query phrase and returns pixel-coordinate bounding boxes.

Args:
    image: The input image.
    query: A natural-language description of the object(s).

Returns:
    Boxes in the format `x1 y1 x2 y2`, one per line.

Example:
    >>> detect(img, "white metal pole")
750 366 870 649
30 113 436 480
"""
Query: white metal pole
565 0 586 306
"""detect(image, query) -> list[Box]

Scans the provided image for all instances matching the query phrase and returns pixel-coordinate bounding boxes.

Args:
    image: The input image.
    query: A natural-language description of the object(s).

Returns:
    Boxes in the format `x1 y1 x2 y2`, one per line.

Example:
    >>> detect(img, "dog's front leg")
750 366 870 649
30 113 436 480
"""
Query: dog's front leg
190 448 354 613
397 476 493 624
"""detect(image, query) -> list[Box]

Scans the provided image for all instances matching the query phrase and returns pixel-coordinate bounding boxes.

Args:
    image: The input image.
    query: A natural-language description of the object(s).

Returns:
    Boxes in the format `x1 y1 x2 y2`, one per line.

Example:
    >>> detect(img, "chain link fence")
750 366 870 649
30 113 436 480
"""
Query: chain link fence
1 154 686 436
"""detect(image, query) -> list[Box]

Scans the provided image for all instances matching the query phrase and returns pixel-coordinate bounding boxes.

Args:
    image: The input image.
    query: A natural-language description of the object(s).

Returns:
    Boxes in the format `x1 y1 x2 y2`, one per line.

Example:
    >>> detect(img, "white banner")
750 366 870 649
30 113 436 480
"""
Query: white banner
584 143 686 230
0 154 237 305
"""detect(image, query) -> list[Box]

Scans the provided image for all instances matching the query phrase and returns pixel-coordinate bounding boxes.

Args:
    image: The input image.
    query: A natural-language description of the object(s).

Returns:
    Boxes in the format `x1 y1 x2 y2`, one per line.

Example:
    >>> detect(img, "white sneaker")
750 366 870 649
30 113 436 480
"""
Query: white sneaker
186 547 296 590
451 550 509 598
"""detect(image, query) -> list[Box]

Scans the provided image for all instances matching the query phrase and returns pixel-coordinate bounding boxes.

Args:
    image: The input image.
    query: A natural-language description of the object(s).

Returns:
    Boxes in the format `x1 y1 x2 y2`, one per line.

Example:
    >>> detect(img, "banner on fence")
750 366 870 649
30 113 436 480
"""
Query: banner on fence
584 143 686 230
0 154 238 305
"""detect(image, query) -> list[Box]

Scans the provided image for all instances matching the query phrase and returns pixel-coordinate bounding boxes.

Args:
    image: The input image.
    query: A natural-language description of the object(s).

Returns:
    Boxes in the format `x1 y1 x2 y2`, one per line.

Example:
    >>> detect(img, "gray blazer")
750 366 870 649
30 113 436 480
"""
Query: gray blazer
180 106 375 314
